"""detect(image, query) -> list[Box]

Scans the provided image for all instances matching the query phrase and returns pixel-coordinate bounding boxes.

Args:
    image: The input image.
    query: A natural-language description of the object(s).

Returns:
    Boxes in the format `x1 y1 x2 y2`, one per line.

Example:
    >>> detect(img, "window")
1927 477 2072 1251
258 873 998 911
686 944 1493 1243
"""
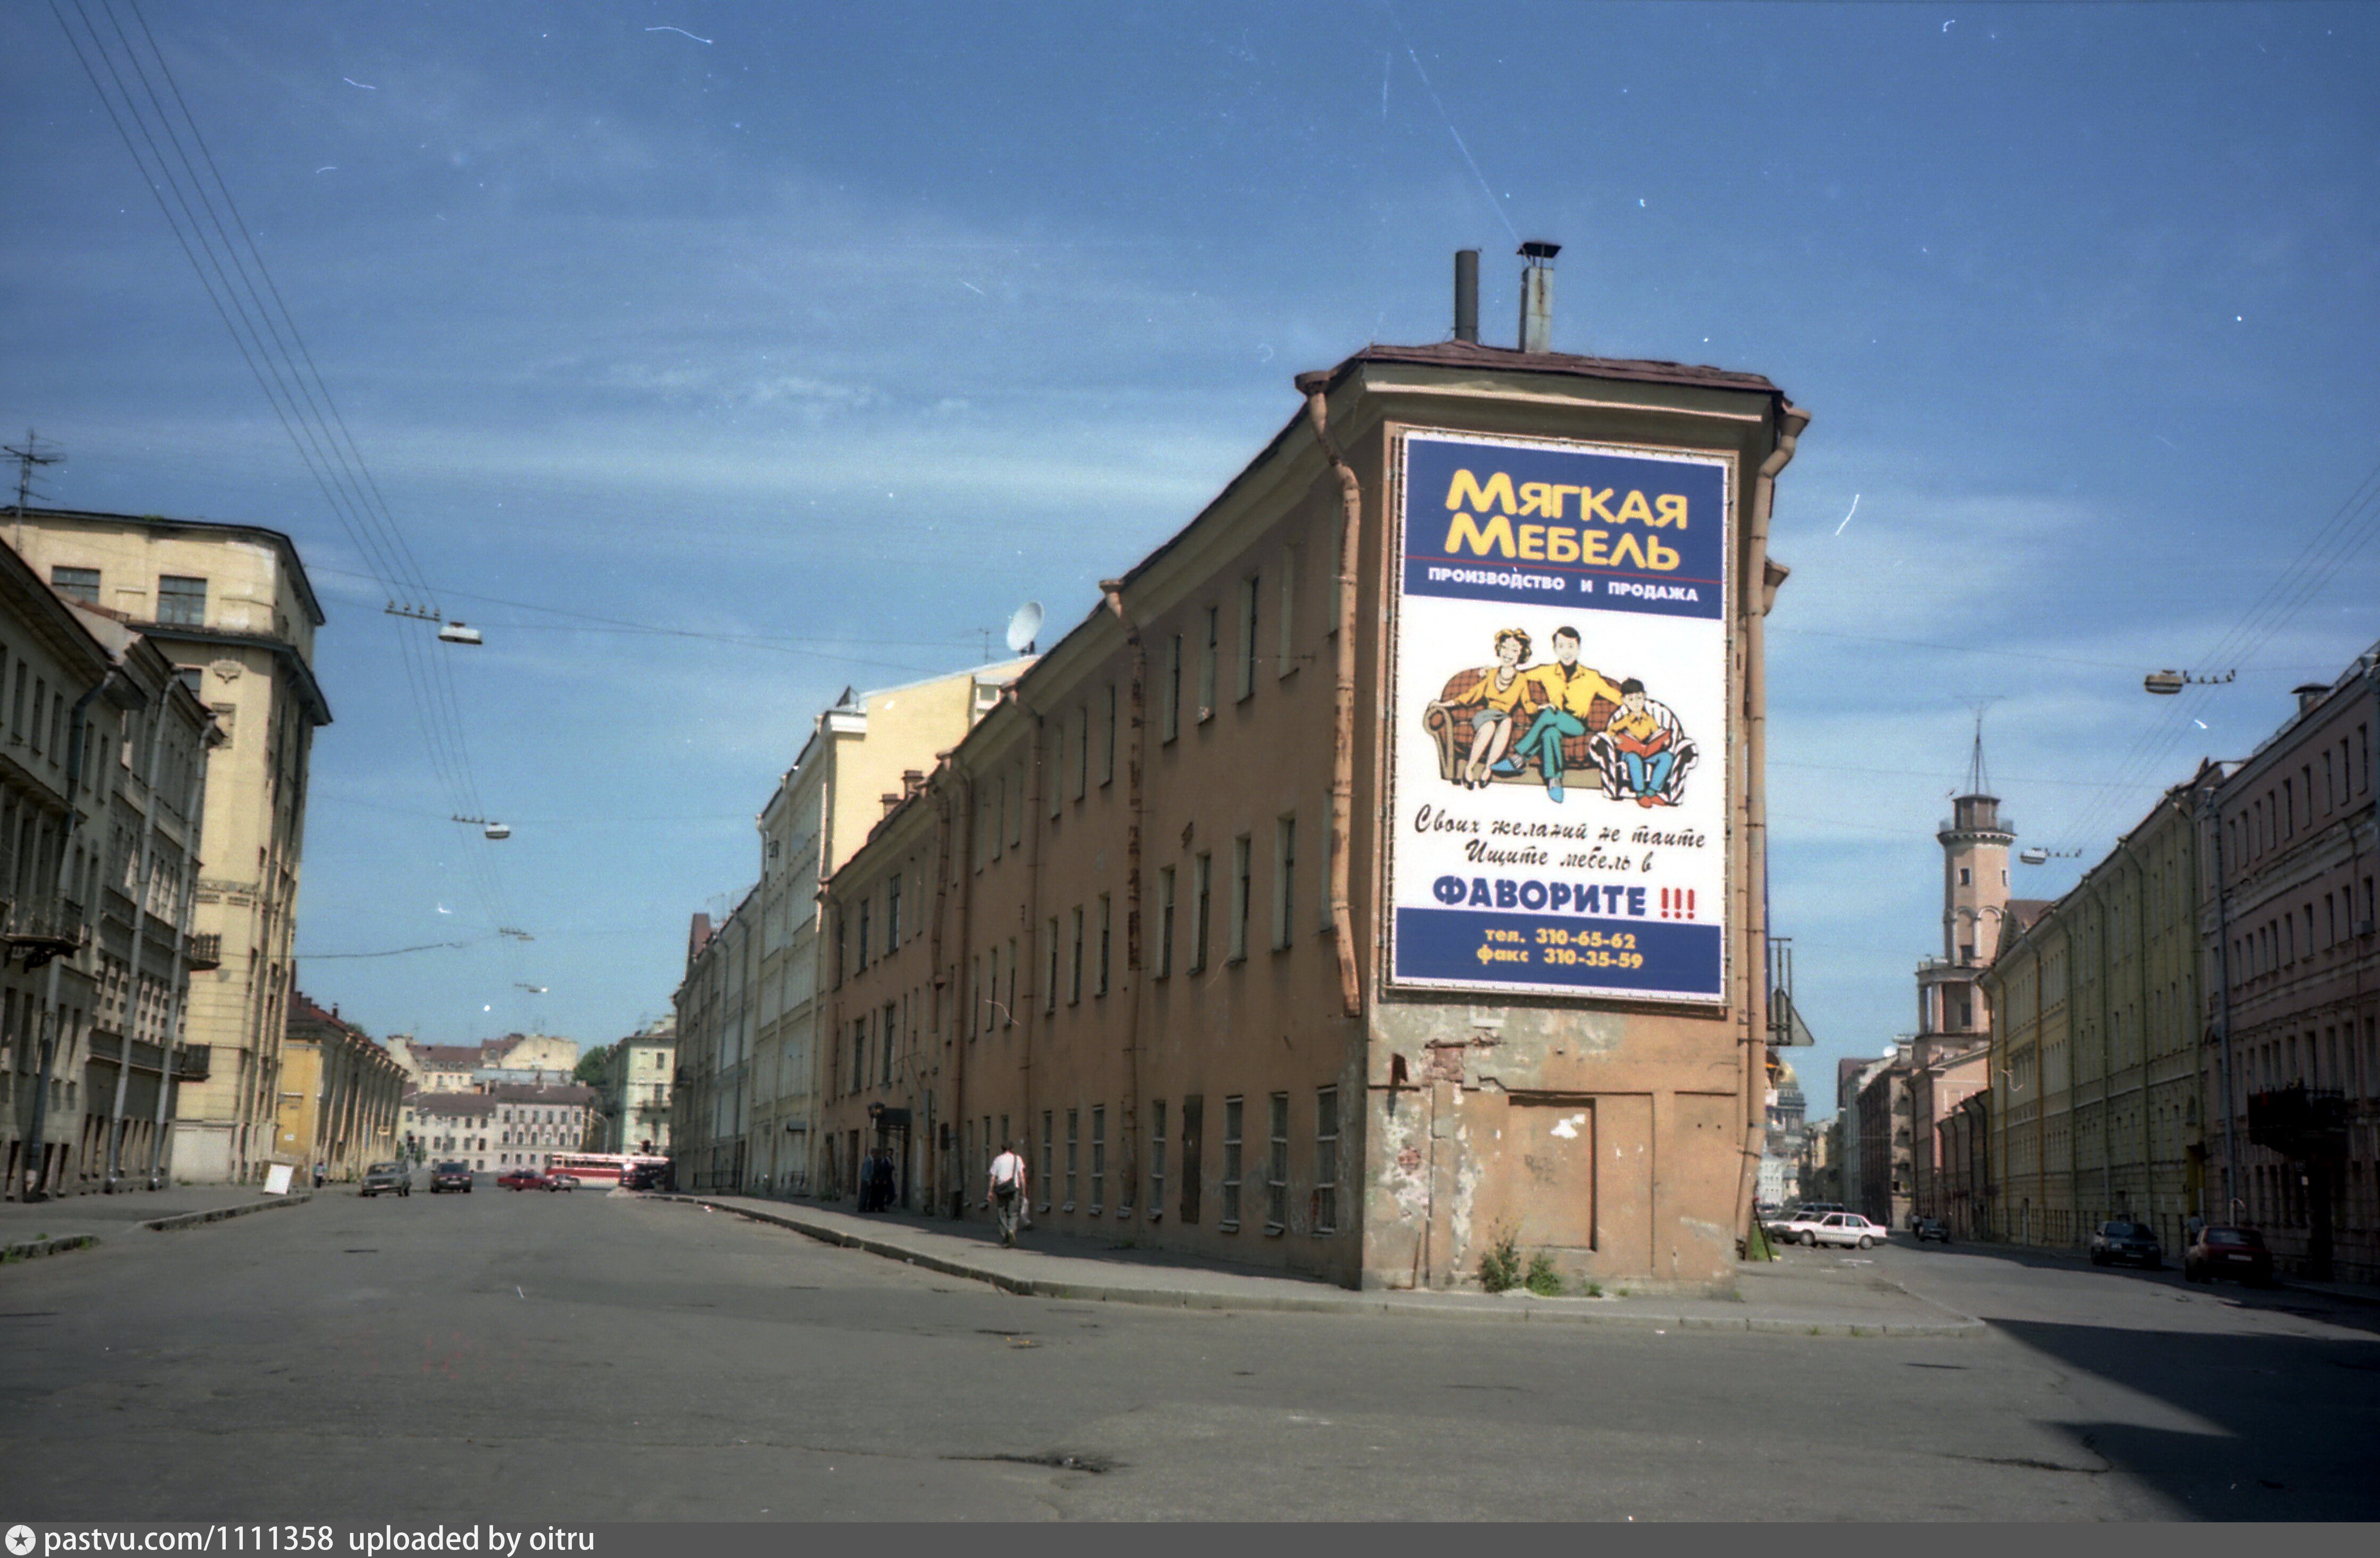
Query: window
1273 814 1296 951
1190 852 1213 973
1095 894 1112 996
1074 705 1089 798
887 872 902 947
982 948 997 1032
1010 766 1024 846
1314 1087 1339 1234
1958 867 1971 886
1090 1105 1106 1213
1005 936 1019 1024
991 782 1005 861
156 575 207 626
1045 918 1060 1012
1049 723 1064 817
1221 1096 1244 1229
1155 866 1176 978
1266 1092 1289 1232
1229 834 1252 962
856 899 871 971
1069 906 1085 1005
1163 634 1182 741
1237 575 1260 700
1039 1111 1053 1210
1198 605 1219 719
1064 1108 1079 1210
1149 1099 1167 1220
50 567 99 606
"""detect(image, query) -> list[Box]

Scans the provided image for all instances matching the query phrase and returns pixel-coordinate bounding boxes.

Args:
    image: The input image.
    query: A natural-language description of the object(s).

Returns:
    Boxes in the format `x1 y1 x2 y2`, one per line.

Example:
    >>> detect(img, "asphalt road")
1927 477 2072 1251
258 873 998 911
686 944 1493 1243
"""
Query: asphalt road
0 1184 2373 1522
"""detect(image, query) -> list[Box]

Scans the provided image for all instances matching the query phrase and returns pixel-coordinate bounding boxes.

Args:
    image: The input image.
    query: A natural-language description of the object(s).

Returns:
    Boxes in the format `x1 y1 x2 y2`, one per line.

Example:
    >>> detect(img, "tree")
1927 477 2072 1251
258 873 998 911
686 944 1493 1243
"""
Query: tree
574 1044 617 1095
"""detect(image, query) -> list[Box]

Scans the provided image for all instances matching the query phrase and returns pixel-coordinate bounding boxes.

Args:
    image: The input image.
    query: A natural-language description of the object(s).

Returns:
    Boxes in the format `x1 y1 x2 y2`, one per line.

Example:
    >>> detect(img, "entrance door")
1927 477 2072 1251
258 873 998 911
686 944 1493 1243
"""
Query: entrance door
1179 1096 1203 1224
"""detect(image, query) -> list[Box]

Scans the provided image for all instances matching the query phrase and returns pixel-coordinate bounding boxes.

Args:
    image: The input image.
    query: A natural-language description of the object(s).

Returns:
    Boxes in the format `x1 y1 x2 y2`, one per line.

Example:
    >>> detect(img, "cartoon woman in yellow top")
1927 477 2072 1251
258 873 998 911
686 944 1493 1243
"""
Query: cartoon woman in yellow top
1430 627 1534 788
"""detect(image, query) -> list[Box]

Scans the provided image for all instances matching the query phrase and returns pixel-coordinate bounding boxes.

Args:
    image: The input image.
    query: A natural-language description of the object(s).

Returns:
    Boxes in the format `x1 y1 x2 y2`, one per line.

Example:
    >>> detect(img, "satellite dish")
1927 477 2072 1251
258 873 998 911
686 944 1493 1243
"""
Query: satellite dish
1005 600 1044 656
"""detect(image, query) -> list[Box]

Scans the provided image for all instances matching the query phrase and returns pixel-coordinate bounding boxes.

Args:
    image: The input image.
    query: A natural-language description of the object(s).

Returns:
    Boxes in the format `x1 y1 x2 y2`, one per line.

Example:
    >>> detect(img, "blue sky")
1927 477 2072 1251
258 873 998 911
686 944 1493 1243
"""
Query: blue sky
4 2 2376 1109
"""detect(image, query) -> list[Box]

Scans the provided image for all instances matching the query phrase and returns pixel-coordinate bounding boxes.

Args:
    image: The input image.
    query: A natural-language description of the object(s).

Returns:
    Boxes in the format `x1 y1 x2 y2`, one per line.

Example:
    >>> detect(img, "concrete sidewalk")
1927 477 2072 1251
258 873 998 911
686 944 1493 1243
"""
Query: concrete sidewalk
0 1186 312 1260
664 1193 1984 1336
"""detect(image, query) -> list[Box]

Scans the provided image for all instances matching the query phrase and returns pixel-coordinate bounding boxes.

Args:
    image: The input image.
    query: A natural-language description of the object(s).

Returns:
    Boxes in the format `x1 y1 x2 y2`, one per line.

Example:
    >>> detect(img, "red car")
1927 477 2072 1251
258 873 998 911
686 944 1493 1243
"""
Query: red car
2184 1225 2275 1286
497 1169 553 1192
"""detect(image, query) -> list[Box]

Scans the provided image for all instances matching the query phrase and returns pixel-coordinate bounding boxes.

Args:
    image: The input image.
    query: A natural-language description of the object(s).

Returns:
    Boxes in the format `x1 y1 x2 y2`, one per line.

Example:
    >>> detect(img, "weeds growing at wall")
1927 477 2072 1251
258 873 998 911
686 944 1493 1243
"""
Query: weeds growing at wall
1478 1227 1524 1292
1525 1252 1564 1296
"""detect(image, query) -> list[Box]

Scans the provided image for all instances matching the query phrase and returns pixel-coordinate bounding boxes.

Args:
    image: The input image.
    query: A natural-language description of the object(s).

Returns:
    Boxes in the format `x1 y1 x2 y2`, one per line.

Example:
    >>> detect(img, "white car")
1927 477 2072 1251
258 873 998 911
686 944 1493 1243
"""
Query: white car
1805 1212 1890 1250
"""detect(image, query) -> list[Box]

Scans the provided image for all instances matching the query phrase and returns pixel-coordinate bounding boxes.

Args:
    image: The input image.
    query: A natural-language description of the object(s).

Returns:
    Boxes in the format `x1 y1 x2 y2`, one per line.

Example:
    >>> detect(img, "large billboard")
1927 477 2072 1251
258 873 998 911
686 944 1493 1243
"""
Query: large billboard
1385 429 1732 1006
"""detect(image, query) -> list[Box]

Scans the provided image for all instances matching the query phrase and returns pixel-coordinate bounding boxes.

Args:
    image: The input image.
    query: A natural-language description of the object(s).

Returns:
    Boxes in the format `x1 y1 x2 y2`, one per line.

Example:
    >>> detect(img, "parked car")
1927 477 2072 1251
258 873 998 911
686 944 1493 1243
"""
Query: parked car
2184 1225 2274 1286
546 1173 579 1192
2090 1220 2163 1269
430 1160 474 1194
497 1169 552 1192
1764 1209 1827 1243
622 1163 668 1192
1806 1212 1890 1250
357 1161 412 1198
1911 1216 1951 1244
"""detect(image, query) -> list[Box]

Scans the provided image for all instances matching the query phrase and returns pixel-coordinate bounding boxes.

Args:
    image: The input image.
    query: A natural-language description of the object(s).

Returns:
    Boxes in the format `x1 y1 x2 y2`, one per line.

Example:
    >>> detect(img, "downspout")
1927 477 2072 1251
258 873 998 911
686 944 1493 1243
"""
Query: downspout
1295 372 1365 1018
1733 403 1809 1249
149 721 216 1187
20 671 118 1201
1019 697 1047 1210
107 689 172 1187
1101 582 1147 1218
950 764 978 1214
2206 780 2238 1219
924 762 954 1210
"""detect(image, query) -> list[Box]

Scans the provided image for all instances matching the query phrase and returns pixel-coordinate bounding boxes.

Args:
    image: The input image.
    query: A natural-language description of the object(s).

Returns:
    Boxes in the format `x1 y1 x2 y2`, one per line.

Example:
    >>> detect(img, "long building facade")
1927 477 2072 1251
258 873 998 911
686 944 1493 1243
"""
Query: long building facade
1985 771 2214 1256
809 299 1807 1291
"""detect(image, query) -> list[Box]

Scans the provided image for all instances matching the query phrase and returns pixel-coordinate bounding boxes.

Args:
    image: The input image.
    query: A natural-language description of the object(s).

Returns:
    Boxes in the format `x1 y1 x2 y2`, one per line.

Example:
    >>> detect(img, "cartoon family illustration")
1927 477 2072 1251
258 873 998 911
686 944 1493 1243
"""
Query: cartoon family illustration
1422 625 1696 806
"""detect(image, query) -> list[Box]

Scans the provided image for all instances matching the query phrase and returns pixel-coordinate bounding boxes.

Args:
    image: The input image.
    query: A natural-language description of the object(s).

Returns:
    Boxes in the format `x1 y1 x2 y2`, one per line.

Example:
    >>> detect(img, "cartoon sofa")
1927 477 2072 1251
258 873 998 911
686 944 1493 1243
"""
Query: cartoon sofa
1420 667 1698 802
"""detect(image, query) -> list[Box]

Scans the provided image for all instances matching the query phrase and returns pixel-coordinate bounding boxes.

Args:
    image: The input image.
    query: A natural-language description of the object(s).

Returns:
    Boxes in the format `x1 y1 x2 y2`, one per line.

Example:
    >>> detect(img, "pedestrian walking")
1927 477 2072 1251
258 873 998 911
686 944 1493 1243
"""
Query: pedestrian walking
986 1140 1028 1246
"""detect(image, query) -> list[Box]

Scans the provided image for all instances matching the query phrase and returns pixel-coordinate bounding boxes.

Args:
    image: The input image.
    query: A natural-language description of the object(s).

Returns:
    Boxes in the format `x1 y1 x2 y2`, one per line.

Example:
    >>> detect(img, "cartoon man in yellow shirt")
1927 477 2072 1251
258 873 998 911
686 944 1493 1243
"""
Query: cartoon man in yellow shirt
1496 625 1625 803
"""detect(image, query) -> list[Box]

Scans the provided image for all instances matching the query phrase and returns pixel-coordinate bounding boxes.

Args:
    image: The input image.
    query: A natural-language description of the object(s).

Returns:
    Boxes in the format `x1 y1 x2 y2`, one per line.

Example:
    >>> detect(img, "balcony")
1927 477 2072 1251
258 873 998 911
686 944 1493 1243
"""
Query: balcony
4 894 87 969
173 1044 210 1082
2247 1086 2348 1157
185 932 222 970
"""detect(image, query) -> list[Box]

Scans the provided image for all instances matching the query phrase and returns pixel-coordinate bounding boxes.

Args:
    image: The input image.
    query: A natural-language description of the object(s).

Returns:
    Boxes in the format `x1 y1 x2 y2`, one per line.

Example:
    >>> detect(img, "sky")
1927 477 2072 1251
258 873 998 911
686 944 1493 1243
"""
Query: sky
3 2 2376 1110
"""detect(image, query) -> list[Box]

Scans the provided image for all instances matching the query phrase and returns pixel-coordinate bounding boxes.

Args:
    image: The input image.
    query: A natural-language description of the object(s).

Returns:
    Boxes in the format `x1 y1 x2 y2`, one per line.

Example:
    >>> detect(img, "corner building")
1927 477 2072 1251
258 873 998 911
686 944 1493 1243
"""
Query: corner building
821 338 1805 1290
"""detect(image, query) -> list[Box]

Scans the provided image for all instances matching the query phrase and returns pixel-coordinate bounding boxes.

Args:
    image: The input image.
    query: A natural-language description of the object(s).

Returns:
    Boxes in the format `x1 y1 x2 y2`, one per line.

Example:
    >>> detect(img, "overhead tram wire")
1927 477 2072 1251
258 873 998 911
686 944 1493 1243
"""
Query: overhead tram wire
2042 450 2380 855
57 0 524 937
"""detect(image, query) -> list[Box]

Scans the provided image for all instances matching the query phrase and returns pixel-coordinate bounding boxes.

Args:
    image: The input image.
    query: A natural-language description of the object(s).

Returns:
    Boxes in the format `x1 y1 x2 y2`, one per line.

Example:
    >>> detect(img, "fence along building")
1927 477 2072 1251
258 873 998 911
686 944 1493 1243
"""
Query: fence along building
817 253 1806 1290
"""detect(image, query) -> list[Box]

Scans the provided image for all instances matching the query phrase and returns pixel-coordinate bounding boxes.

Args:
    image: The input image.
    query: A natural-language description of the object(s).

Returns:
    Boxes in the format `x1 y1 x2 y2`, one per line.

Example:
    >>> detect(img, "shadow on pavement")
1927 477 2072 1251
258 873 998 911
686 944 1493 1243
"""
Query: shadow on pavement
1891 1238 2380 1333
1988 1317 2380 1520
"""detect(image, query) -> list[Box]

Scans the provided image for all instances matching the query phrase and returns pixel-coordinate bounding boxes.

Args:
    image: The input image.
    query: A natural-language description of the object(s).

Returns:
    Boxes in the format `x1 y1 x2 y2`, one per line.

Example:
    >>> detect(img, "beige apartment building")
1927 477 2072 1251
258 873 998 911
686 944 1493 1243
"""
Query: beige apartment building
2 537 220 1198
813 264 1807 1291
274 993 405 1180
1985 770 2214 1255
8 509 329 1185
671 663 1024 1193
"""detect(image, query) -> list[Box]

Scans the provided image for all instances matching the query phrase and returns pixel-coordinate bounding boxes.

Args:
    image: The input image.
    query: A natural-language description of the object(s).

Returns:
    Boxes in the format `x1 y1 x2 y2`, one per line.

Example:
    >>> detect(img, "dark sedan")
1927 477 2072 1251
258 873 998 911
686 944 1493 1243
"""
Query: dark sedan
2090 1220 2163 1268
429 1160 473 1194
2185 1225 2275 1286
1911 1216 1951 1244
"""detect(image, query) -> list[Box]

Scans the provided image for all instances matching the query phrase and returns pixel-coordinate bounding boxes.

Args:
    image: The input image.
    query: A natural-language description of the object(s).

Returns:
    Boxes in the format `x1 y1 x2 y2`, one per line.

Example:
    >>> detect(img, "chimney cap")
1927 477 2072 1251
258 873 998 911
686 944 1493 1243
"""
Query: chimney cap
1519 240 1562 261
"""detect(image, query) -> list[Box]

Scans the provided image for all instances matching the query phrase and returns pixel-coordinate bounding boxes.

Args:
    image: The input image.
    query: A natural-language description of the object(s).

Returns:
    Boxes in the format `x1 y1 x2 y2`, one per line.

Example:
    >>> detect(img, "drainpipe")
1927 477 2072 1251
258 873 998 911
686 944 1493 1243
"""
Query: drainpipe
149 725 214 1188
1101 581 1148 1218
20 671 118 1201
1733 404 1809 1248
949 765 978 1214
2203 780 2238 1219
106 689 172 1187
1018 696 1047 1211
925 762 954 1209
1295 371 1365 1019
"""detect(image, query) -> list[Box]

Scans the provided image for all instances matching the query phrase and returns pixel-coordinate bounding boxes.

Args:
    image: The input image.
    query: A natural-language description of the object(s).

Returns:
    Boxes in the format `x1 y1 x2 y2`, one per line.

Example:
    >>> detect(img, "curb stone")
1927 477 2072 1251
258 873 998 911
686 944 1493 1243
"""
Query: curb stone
1 1234 99 1263
669 1195 1986 1337
143 1192 313 1233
